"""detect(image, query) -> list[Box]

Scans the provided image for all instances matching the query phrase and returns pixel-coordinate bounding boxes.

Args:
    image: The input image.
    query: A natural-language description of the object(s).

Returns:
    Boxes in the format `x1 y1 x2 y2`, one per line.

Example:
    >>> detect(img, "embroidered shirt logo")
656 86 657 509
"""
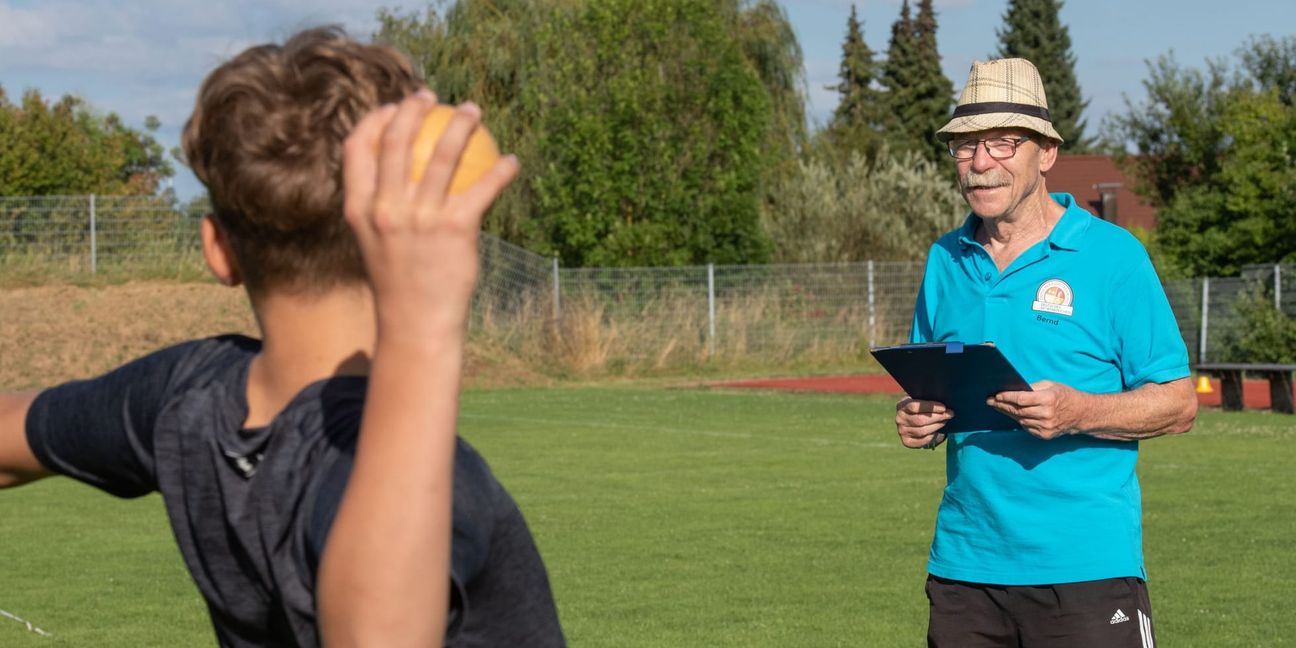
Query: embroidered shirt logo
1110 609 1130 625
1032 279 1074 316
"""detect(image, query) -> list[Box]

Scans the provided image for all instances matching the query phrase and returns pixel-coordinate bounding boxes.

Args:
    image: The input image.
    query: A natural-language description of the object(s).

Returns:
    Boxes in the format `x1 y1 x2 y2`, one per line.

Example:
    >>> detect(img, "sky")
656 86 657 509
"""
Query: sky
1 0 1291 200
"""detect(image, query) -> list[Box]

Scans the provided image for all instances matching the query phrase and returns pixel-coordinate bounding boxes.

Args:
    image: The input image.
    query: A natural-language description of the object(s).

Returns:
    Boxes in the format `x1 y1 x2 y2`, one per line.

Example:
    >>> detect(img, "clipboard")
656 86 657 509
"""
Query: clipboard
869 342 1032 433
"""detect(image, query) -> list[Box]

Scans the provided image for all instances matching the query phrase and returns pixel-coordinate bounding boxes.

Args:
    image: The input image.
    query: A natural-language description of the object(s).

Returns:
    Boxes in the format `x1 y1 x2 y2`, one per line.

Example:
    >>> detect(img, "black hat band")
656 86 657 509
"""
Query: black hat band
951 101 1051 122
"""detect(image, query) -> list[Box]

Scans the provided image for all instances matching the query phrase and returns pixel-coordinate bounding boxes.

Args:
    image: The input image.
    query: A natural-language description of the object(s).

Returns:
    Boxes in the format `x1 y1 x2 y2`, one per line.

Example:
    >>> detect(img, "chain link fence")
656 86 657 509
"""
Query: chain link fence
2 196 1292 369
0 195 202 275
551 261 922 364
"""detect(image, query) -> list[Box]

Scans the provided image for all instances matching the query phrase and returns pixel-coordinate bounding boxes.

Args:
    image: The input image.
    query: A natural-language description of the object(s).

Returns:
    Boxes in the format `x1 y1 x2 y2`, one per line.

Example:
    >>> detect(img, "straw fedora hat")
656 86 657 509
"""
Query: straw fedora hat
937 58 1063 143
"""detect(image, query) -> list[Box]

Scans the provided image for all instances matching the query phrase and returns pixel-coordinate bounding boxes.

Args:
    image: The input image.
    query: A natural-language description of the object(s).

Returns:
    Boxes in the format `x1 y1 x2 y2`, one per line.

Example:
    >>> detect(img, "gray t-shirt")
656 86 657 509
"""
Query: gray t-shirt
25 335 564 647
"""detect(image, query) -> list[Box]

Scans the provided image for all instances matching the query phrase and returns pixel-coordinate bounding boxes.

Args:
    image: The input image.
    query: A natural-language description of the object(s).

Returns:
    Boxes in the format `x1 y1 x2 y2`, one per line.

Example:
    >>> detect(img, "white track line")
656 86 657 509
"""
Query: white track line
0 607 53 638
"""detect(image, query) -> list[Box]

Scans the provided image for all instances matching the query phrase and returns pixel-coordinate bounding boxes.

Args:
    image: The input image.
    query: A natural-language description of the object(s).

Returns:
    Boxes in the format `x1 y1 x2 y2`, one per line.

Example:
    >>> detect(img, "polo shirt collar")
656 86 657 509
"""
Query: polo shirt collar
955 192 1090 252
1045 193 1088 251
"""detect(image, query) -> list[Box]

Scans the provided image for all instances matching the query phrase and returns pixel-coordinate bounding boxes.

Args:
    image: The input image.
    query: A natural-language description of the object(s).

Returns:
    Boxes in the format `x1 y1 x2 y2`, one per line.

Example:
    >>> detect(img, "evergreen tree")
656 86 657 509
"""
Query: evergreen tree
826 5 882 158
911 0 955 162
880 1 917 155
995 0 1091 150
881 0 953 162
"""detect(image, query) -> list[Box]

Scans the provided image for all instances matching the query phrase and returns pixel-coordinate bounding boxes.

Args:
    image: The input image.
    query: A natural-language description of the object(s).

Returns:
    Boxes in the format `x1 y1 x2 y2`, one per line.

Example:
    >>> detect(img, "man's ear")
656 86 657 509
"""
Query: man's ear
1038 138 1060 174
201 214 242 287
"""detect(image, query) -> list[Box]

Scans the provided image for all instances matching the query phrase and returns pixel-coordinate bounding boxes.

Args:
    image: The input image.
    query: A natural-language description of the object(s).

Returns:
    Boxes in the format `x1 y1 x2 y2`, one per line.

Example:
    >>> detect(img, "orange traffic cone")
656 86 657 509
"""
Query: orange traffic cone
1195 375 1214 394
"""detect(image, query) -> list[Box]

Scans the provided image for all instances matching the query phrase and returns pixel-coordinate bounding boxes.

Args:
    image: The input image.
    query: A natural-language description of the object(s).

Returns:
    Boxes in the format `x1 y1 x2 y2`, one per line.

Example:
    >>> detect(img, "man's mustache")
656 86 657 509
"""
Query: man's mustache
962 170 1010 189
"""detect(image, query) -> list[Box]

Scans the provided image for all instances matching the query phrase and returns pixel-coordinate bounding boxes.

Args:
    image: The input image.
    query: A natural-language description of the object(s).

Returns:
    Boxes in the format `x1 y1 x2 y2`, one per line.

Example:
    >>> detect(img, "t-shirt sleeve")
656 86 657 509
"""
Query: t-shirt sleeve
24 341 200 498
1110 252 1191 388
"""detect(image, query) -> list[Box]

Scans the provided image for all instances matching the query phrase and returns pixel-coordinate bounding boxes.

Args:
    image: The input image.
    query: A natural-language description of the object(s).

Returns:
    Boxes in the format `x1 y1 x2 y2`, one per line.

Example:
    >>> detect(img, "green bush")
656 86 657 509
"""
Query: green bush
1218 284 1296 363
762 146 965 263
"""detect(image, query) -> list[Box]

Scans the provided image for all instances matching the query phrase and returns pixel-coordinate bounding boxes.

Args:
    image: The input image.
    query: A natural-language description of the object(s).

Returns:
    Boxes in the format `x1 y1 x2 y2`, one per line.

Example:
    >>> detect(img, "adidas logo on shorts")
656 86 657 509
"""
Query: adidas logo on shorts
1110 609 1130 625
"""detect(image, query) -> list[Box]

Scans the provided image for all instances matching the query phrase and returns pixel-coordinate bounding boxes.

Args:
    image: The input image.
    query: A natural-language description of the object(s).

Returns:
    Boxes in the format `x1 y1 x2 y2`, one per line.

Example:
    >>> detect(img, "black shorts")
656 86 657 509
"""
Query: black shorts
926 574 1157 648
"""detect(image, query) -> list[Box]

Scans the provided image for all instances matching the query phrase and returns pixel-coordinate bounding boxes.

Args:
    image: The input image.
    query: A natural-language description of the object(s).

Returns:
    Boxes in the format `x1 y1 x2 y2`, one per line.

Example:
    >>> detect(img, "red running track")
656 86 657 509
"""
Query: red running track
717 375 1284 410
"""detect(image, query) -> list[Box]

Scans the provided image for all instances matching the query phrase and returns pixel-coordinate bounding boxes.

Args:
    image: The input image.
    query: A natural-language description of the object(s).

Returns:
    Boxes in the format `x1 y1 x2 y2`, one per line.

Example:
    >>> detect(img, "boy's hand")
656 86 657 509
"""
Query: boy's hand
323 91 517 647
342 91 519 343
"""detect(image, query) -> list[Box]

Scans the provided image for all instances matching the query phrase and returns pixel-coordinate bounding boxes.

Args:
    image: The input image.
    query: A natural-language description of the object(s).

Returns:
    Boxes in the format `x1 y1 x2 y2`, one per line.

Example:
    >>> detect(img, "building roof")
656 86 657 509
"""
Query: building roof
1047 155 1158 231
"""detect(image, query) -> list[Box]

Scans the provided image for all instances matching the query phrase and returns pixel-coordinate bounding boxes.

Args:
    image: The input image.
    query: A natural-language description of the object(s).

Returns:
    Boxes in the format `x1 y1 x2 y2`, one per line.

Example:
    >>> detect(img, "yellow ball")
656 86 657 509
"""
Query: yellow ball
408 104 501 194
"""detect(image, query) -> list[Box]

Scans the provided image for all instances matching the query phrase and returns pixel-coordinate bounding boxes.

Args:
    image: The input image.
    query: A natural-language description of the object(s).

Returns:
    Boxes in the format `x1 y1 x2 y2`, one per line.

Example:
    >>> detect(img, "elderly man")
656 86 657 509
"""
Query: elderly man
895 58 1197 648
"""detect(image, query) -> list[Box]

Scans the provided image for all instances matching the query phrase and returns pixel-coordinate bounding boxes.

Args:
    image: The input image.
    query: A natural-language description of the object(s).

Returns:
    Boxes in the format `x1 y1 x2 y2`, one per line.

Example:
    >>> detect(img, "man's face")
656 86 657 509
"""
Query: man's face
949 128 1057 220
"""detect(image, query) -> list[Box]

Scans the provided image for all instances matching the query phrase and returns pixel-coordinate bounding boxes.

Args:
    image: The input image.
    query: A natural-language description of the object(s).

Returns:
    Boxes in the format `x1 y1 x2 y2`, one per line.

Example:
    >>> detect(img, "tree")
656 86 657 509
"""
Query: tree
881 0 953 162
1239 34 1296 106
731 0 810 251
377 1 539 246
910 0 955 162
734 0 808 161
995 0 1091 150
825 4 883 159
526 0 771 267
1146 87 1295 276
880 1 917 151
1106 36 1296 277
0 86 172 196
1104 54 1231 208
377 0 804 267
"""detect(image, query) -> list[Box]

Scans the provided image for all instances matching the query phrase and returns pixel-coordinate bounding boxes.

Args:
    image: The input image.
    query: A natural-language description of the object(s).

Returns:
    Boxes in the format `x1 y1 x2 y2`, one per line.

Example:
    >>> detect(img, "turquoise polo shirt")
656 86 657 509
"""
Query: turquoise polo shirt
910 193 1189 585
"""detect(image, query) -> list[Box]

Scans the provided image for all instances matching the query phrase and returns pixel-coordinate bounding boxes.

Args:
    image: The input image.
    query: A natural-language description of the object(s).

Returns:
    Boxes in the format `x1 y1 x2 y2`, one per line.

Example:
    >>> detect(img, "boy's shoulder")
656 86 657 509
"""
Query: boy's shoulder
163 334 261 385
104 334 262 403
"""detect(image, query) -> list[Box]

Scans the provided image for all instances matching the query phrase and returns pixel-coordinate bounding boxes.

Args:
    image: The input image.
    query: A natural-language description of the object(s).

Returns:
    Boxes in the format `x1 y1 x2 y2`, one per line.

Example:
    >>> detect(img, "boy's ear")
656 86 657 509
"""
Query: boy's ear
201 214 242 287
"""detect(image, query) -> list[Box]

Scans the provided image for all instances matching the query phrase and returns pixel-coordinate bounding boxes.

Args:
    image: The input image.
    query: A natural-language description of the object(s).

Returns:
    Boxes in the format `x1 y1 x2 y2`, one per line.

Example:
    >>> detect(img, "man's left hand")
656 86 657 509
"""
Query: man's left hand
987 380 1088 440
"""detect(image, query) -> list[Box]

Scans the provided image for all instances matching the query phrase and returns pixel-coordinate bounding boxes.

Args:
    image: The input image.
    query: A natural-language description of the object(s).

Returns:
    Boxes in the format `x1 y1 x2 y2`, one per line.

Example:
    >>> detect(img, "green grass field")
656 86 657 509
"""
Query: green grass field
1 387 1292 646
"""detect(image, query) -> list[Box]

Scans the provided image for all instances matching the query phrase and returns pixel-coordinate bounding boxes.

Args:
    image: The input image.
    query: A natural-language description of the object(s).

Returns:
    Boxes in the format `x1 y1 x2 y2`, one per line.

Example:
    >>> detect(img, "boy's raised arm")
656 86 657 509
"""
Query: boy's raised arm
315 92 518 647
0 392 49 487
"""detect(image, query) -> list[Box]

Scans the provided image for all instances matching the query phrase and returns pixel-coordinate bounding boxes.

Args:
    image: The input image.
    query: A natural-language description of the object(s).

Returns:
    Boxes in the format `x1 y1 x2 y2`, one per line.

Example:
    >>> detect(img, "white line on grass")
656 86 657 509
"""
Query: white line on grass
459 413 897 450
0 607 53 638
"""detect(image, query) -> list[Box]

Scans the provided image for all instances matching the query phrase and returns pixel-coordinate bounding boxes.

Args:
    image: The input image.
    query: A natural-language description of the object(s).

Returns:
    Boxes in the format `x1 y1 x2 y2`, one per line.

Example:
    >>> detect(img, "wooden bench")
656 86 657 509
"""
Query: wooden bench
1196 363 1296 414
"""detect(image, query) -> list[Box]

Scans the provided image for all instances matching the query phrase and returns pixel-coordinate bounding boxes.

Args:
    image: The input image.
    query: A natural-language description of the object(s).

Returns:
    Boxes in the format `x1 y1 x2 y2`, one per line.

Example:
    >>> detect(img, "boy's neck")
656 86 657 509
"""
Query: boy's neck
243 283 376 428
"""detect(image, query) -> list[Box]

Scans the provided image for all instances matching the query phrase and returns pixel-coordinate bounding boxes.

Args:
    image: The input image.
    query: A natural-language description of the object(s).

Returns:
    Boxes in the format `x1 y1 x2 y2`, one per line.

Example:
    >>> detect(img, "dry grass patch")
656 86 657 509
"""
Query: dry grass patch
0 281 254 388
1 282 550 390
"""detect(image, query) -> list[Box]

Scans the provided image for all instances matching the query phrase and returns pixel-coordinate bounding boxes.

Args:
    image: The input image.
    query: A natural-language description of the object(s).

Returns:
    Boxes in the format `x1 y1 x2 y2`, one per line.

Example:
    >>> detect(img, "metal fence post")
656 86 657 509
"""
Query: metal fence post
551 257 561 321
707 263 716 357
867 260 876 349
89 193 97 274
1275 263 1282 311
1199 277 1210 364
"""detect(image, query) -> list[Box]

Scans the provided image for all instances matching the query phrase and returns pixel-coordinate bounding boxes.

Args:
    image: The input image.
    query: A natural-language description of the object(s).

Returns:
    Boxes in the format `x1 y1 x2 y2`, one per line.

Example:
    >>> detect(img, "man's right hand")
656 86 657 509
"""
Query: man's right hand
895 398 952 449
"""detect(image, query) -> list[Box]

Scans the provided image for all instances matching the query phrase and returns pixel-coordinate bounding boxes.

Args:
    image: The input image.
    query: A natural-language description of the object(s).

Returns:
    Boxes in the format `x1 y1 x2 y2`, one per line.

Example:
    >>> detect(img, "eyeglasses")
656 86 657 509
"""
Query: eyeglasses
947 136 1032 160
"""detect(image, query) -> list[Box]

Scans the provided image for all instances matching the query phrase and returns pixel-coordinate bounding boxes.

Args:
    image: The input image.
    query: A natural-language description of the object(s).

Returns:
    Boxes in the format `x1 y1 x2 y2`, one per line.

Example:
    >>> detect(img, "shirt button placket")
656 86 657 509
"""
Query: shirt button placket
983 271 996 338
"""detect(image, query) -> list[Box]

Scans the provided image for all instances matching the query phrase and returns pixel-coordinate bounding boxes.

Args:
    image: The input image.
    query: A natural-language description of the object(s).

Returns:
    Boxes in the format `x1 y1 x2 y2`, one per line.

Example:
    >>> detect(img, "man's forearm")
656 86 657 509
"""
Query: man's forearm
1076 378 1197 441
0 392 49 488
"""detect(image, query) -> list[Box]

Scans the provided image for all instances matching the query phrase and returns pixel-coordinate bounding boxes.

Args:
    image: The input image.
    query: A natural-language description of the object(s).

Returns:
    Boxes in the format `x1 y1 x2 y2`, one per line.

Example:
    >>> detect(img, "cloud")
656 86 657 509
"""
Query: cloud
0 0 392 76
0 0 400 124
0 3 59 48
0 0 407 198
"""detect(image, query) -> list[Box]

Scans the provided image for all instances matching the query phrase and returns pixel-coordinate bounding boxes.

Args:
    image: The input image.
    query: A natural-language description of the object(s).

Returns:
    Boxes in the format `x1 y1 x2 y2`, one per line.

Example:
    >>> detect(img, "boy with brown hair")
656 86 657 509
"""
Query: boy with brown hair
0 26 564 647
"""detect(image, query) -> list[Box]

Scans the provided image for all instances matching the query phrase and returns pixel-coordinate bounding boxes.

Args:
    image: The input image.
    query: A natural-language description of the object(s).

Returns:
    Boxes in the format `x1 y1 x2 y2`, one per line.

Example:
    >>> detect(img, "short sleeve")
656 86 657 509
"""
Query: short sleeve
24 341 200 498
909 246 940 344
1110 253 1191 388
